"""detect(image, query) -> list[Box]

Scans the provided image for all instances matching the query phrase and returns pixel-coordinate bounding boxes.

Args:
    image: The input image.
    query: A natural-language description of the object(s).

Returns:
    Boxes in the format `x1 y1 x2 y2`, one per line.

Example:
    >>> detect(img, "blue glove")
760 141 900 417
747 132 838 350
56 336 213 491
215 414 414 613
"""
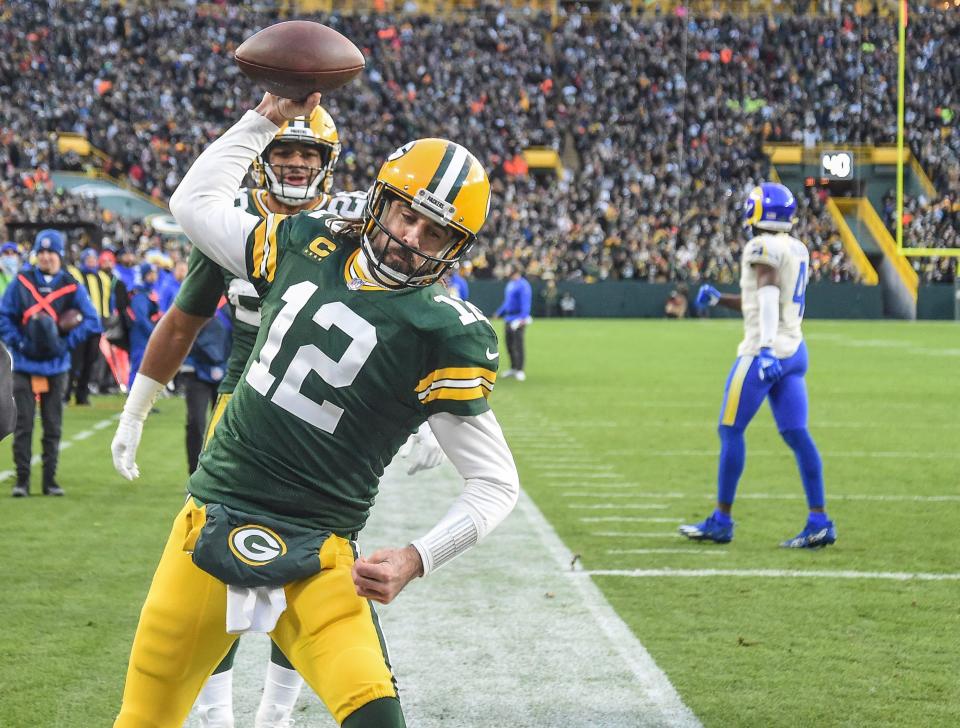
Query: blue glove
757 347 783 383
696 284 721 308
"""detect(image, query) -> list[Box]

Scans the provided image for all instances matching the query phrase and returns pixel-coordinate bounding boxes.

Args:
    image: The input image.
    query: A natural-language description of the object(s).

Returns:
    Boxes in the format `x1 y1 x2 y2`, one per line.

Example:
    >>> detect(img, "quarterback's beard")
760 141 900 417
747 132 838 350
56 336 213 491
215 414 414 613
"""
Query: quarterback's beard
373 235 427 278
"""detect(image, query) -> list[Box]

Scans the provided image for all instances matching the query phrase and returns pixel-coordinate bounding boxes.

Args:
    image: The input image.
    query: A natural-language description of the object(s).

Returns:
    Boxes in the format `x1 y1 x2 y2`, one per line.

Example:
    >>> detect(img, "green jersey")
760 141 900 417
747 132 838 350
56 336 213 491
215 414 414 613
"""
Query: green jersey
188 211 499 535
174 188 368 393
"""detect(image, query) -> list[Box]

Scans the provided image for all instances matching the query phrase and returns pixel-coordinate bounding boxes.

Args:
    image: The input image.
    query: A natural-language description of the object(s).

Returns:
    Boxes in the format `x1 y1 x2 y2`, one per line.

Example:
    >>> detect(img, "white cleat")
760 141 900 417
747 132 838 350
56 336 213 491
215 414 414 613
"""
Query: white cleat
501 369 516 378
197 704 235 728
255 703 296 728
514 370 526 381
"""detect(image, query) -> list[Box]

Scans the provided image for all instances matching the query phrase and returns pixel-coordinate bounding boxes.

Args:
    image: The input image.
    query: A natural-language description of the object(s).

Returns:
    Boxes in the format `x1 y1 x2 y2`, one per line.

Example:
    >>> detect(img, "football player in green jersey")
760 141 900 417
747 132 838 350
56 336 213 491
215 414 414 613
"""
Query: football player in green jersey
113 92 519 728
110 106 375 728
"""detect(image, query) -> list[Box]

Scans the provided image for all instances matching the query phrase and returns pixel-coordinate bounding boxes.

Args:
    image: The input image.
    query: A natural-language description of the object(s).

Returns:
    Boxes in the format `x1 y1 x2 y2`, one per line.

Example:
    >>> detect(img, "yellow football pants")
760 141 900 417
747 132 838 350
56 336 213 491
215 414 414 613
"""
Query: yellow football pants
114 503 397 727
202 392 231 449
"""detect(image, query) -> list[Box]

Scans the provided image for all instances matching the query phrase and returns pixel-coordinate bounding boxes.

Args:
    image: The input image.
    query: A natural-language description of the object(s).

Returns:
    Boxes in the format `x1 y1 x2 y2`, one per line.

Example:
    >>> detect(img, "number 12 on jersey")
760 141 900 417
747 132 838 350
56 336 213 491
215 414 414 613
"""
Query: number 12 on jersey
246 281 378 434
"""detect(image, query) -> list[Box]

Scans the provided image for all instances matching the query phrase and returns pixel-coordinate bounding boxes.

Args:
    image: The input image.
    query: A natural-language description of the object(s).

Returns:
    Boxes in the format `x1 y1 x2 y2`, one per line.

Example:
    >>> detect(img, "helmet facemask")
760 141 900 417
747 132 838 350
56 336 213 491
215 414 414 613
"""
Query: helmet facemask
259 140 337 206
361 186 474 289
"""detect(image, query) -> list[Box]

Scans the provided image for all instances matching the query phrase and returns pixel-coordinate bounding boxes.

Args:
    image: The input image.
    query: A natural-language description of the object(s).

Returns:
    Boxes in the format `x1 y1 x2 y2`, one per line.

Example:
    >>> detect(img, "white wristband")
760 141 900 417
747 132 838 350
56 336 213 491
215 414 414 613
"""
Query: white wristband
410 511 480 577
757 285 780 349
123 374 165 421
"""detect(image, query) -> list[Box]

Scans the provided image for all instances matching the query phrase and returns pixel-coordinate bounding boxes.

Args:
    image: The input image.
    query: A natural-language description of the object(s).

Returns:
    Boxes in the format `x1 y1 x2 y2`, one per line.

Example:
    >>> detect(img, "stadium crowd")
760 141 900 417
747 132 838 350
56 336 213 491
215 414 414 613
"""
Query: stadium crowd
1 1 956 283
882 191 959 283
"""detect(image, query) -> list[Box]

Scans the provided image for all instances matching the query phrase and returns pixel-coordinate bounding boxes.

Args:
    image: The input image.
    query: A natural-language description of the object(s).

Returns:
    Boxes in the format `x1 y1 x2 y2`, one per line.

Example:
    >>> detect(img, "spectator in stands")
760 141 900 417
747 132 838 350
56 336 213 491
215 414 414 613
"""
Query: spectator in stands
0 2 951 287
1 243 21 296
158 258 189 313
495 264 533 381
664 285 690 319
65 248 113 405
114 248 137 291
0 230 100 496
126 262 160 390
540 278 559 317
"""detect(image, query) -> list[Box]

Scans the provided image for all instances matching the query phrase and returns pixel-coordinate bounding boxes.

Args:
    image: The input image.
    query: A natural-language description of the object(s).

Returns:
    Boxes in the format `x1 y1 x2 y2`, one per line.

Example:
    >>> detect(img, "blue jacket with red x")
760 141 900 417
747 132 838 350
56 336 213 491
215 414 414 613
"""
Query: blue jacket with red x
0 266 101 376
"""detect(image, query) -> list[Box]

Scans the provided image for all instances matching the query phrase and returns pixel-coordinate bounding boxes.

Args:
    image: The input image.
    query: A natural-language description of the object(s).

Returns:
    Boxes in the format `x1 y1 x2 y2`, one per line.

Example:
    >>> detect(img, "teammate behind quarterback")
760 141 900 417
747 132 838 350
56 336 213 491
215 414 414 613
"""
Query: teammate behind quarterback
681 182 836 549
112 92 519 728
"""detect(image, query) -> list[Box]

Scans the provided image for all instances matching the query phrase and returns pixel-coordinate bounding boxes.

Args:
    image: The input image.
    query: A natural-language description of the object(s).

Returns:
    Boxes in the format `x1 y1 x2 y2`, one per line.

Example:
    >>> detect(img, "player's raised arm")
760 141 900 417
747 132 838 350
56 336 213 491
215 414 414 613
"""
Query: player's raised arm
169 93 321 278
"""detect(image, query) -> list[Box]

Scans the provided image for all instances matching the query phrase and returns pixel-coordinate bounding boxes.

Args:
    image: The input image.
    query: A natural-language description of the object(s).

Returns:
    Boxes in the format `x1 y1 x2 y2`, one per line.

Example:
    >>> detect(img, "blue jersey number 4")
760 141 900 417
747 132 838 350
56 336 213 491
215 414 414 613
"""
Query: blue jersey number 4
792 262 807 318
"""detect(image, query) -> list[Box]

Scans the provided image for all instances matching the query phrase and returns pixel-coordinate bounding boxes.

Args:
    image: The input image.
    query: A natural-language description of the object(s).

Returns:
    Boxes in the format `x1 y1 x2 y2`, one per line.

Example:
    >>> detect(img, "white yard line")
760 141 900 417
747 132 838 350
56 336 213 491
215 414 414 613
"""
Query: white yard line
562 491 960 503
523 458 614 466
578 568 960 582
537 472 625 479
603 449 960 459
595 531 683 538
581 516 684 524
568 503 669 510
191 463 701 728
544 482 665 489
606 549 727 556
562 492 675 498
0 414 118 483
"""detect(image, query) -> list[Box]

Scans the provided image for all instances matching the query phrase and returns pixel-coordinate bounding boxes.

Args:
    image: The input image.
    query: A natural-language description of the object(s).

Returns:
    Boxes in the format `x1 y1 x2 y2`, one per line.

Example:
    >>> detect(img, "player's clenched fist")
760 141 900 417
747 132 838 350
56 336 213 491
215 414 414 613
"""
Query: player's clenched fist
255 91 323 126
352 546 424 604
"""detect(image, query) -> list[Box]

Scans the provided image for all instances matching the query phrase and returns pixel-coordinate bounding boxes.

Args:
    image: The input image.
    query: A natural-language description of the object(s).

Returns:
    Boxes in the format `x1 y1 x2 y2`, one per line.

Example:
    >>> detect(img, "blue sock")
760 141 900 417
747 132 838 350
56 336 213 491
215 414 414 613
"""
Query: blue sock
780 427 825 509
807 511 829 527
712 509 732 525
717 425 746 508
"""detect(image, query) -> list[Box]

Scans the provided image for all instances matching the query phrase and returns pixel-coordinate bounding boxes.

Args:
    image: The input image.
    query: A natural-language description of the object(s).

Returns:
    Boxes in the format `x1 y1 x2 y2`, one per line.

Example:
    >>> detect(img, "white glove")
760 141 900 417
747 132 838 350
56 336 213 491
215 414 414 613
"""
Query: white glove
402 424 445 475
111 414 144 481
111 374 165 481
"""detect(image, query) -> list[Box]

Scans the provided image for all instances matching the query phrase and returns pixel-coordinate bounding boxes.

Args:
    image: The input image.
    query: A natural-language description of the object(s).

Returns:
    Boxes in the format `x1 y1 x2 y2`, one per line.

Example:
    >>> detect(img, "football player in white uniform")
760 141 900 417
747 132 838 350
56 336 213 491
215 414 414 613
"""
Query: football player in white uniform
681 182 836 548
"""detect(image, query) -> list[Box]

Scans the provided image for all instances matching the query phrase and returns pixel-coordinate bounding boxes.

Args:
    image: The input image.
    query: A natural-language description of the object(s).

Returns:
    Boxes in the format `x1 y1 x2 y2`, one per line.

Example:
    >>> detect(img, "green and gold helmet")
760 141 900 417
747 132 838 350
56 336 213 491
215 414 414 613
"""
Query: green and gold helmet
253 105 341 205
362 139 490 288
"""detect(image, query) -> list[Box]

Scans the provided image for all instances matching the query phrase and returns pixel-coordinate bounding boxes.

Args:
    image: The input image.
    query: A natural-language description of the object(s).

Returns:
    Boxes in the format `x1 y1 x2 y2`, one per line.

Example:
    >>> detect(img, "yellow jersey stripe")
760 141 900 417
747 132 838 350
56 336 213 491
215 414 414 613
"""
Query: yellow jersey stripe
265 213 285 282
721 356 754 426
252 189 270 217
420 384 492 404
417 377 494 402
251 220 267 279
416 367 497 394
203 393 232 448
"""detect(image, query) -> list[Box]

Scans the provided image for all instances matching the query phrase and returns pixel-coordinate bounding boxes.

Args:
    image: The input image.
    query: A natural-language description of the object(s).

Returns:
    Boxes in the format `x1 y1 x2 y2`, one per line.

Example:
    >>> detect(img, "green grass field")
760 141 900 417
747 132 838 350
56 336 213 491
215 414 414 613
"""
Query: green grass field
1 318 958 727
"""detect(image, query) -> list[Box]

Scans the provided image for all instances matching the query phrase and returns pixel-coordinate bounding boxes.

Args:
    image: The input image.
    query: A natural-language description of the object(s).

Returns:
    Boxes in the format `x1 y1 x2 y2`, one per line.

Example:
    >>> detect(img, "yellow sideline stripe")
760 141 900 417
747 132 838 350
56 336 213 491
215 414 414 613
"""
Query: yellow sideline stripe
721 357 753 426
420 385 492 404
416 367 497 394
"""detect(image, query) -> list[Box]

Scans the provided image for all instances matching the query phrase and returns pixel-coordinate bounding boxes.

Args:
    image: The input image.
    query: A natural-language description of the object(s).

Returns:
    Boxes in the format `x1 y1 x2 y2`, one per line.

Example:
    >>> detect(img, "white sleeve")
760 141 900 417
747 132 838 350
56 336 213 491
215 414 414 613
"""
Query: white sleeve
410 410 520 576
169 110 279 280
